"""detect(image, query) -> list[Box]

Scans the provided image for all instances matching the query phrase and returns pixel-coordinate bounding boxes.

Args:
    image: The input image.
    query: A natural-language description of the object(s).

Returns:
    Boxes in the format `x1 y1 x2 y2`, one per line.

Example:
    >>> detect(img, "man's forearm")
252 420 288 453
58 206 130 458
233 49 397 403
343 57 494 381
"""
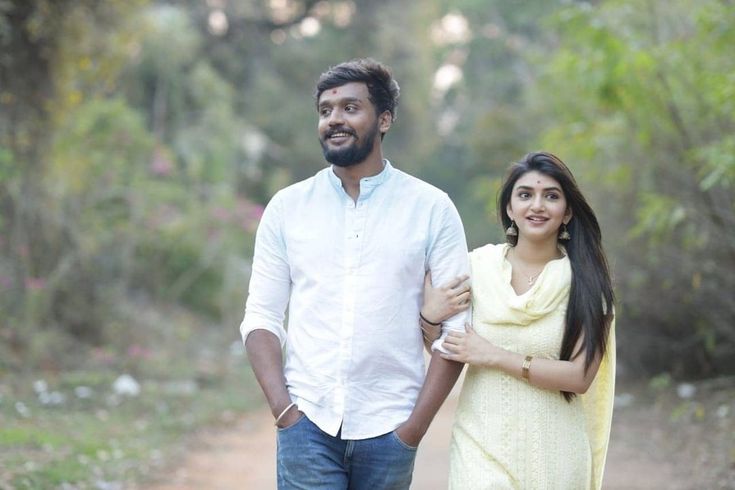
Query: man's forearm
245 329 292 418
398 352 464 444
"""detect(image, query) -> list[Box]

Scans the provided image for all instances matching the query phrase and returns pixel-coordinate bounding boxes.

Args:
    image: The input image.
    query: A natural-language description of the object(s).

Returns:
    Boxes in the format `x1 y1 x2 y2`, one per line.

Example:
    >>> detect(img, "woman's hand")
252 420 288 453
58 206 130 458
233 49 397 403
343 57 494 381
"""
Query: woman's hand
421 271 471 325
440 324 500 366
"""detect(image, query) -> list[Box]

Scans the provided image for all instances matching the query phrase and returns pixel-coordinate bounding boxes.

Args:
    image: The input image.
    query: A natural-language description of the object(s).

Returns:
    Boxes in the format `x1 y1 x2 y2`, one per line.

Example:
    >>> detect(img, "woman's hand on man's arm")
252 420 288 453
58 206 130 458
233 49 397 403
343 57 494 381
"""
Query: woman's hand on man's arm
420 271 471 343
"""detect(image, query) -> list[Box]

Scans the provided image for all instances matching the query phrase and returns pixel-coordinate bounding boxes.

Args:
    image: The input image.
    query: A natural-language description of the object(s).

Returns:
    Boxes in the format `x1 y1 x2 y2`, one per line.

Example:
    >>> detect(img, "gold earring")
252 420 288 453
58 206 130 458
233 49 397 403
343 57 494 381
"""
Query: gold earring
505 220 518 237
559 223 571 240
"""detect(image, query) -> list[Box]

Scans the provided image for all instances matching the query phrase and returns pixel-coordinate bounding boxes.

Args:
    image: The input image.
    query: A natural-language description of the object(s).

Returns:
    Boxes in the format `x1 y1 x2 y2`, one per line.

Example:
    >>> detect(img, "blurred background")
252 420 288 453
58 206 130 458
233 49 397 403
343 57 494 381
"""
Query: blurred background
1 0 733 488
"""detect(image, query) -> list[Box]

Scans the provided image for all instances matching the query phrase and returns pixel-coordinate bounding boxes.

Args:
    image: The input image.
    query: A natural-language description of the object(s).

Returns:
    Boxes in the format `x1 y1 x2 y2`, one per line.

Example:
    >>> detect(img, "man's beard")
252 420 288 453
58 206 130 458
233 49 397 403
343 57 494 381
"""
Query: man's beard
320 123 379 167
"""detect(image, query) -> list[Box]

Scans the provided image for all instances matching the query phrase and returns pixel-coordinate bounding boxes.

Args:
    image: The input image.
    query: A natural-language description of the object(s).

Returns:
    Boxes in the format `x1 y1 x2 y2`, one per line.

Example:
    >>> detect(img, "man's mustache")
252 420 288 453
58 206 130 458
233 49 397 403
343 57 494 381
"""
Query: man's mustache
324 127 357 139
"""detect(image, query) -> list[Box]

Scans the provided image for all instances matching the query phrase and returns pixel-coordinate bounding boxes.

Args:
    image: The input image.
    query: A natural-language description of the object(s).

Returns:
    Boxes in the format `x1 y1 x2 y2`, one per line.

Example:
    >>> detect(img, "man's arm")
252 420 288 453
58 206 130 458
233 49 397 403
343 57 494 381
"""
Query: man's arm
240 194 299 426
397 194 470 446
395 353 463 446
245 330 301 427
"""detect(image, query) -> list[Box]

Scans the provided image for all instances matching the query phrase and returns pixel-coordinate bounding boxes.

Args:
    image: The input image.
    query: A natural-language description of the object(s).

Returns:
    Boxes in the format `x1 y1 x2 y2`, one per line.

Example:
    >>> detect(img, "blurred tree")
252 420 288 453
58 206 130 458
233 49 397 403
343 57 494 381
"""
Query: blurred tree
2 0 732 380
0 0 148 362
533 0 735 376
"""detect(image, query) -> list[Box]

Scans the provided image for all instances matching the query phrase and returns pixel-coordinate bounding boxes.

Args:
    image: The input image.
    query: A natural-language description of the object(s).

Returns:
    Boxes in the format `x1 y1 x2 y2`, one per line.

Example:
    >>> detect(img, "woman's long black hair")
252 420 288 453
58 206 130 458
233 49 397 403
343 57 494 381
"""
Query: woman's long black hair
499 152 615 401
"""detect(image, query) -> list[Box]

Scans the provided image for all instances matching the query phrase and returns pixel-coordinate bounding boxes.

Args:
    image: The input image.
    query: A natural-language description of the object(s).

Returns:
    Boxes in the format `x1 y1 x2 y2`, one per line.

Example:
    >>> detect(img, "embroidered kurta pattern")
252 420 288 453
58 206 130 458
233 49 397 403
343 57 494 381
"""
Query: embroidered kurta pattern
448 243 615 490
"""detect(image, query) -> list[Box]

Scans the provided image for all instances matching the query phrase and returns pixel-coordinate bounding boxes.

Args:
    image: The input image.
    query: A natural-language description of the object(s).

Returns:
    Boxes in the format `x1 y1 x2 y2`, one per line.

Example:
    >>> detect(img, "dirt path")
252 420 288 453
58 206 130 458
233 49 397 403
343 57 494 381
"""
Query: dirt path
141 391 459 490
139 386 693 490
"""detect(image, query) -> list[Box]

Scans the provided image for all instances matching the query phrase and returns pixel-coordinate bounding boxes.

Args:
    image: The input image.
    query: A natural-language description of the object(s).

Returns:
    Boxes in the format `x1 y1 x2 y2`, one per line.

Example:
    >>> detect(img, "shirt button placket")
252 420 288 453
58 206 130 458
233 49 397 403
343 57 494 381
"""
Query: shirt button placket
338 200 359 418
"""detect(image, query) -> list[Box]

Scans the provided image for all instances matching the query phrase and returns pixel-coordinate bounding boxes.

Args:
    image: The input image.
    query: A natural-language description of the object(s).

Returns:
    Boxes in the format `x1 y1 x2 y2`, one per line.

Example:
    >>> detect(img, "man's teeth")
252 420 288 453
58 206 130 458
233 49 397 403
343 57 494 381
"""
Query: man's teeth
330 132 351 138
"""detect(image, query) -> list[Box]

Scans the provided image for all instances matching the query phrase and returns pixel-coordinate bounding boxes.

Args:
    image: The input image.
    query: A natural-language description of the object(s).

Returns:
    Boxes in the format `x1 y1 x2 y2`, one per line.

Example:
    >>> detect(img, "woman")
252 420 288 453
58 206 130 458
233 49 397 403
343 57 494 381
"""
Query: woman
421 152 616 489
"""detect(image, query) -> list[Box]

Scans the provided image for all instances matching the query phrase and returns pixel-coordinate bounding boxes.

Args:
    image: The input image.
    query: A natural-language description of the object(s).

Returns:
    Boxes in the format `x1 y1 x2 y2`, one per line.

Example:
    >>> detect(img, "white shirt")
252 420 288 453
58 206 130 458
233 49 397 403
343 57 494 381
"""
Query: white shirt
240 161 469 439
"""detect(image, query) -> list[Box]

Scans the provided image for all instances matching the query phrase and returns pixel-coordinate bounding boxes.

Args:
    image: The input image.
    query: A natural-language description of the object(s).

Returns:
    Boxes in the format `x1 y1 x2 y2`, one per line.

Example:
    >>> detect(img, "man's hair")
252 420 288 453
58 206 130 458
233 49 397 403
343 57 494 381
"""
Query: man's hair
314 58 400 121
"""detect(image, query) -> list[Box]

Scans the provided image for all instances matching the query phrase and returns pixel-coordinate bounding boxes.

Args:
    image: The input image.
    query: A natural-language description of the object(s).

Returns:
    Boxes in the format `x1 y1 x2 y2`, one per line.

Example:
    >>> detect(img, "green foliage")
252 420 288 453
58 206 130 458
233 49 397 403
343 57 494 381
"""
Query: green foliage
0 145 16 183
0 355 261 488
0 1 264 363
50 97 152 195
649 372 673 392
2 0 735 485
0 426 69 448
697 136 735 190
1 0 733 380
528 0 735 376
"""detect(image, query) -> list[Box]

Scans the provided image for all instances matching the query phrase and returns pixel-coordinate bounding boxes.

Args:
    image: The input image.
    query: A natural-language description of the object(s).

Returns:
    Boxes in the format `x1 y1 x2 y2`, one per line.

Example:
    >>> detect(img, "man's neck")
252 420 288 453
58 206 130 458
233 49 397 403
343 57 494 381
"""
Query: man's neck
332 155 385 202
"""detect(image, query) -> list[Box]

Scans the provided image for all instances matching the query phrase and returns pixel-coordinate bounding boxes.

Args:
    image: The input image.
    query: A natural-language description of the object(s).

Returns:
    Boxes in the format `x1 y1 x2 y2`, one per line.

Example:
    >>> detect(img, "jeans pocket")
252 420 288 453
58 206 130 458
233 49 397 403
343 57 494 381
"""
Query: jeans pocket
277 413 306 433
391 430 418 451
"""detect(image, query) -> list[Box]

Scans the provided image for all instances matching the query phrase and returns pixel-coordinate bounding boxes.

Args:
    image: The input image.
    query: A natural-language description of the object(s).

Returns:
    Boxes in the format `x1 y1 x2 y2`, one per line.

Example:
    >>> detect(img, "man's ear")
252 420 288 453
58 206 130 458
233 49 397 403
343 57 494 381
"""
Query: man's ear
378 111 392 134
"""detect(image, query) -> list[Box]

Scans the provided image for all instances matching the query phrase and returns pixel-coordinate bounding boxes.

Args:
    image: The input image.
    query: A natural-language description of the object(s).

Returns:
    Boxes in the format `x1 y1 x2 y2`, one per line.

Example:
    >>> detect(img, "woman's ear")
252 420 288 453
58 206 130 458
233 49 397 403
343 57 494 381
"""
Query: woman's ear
506 203 515 221
563 207 573 224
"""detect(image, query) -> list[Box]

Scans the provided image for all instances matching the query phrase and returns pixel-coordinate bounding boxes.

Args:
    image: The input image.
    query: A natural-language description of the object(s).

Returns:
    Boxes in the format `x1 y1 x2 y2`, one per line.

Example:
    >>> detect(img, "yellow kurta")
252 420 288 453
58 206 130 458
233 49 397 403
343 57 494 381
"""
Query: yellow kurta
448 243 615 490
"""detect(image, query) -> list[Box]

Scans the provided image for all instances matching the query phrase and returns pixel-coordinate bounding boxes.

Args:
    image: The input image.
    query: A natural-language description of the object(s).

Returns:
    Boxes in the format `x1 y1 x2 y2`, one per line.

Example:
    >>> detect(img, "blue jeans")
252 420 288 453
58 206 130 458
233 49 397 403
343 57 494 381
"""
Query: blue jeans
276 414 417 489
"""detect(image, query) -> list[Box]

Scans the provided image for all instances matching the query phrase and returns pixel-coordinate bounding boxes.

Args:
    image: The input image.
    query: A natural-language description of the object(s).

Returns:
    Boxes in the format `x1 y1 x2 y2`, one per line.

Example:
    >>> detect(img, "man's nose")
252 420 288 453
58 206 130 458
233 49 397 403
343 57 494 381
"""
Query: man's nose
328 108 344 125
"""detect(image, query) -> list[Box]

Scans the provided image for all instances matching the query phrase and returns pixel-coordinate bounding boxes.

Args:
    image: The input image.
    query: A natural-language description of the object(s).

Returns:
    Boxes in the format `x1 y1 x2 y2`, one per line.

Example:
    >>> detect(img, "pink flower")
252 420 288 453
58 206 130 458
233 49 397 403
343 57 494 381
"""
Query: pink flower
127 344 152 360
150 147 174 177
234 199 264 232
248 204 265 221
92 348 116 365
25 277 47 291
210 206 231 222
0 275 12 289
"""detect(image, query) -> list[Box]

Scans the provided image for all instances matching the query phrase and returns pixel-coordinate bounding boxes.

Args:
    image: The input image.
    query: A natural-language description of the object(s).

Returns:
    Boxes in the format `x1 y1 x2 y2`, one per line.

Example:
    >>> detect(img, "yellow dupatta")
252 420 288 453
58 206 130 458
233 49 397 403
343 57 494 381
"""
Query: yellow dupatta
473 243 615 489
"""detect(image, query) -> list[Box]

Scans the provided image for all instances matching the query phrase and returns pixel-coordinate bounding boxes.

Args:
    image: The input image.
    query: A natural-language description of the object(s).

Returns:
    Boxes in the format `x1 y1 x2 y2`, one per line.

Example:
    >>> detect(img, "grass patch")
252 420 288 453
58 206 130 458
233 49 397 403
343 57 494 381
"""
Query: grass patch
0 303 262 489
1 363 261 489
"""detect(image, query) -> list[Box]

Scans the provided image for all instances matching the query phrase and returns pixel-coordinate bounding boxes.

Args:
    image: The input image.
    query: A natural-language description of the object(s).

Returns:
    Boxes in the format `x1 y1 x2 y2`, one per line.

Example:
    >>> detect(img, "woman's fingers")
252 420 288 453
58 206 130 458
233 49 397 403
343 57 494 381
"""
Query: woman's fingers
442 336 459 346
441 342 459 354
443 274 469 291
455 302 470 312
439 352 457 361
455 290 471 305
444 330 465 340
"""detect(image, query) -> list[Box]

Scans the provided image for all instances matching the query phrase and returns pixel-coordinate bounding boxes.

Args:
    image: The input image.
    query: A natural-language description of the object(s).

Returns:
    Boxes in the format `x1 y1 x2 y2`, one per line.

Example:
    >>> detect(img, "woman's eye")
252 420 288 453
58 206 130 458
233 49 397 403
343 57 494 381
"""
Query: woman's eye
518 192 531 199
546 193 560 200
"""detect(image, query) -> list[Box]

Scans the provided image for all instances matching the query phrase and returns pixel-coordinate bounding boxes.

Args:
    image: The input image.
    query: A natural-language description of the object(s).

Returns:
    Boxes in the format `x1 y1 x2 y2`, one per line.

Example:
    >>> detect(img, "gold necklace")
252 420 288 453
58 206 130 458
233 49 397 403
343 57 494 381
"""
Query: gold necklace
509 250 546 285
525 272 540 285
518 268 542 285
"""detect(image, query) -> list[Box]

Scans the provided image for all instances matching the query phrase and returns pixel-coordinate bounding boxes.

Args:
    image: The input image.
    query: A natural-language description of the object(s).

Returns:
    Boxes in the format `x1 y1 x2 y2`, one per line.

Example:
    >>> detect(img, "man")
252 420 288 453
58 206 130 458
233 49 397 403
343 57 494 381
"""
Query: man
241 58 469 489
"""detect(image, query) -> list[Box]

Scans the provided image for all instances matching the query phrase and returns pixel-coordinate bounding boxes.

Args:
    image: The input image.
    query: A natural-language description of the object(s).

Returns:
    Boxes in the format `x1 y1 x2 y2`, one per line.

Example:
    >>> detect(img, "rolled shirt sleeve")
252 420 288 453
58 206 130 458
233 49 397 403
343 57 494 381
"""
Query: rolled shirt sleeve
426 195 471 352
239 193 292 348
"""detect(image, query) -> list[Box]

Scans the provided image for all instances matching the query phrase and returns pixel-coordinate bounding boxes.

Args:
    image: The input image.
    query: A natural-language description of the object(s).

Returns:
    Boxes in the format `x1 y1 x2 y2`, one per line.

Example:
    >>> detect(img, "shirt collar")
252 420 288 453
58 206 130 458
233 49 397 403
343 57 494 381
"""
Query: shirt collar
327 160 394 199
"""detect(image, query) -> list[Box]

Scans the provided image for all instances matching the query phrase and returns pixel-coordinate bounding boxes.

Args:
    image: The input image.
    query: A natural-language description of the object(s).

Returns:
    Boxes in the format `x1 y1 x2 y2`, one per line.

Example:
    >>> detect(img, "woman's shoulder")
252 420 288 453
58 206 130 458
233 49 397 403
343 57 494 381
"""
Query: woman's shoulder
469 243 508 270
469 242 507 259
